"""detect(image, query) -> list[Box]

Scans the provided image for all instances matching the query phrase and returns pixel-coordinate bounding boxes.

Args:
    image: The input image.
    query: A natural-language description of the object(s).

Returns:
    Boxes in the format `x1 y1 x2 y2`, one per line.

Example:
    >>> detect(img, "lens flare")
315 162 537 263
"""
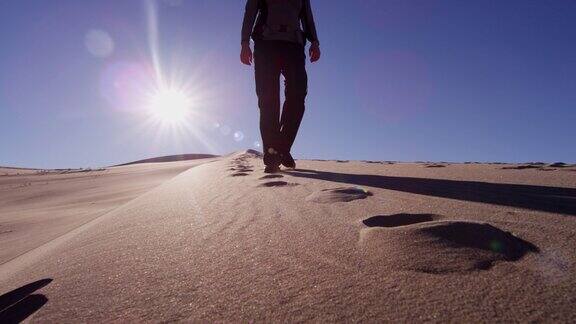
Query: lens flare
147 88 192 124
489 240 503 253
233 131 244 142
219 125 231 136
107 0 221 156
85 29 114 58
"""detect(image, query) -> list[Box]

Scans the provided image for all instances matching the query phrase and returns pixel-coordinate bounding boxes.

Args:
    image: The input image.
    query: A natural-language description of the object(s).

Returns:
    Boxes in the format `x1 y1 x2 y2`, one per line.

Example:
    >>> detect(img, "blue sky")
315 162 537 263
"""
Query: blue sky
1 0 575 168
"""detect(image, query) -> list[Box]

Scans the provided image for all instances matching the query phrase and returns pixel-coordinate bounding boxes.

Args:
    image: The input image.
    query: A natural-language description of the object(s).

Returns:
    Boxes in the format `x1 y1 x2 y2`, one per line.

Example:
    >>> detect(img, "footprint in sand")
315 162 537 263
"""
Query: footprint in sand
231 163 249 167
306 187 372 203
228 161 254 174
260 174 284 179
230 172 249 177
258 181 298 187
359 214 539 274
363 214 442 227
231 167 254 172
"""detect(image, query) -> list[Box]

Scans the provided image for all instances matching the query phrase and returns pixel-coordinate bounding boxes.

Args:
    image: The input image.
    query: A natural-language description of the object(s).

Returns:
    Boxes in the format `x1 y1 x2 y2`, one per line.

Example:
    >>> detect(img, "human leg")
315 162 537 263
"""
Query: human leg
254 41 282 166
280 43 307 154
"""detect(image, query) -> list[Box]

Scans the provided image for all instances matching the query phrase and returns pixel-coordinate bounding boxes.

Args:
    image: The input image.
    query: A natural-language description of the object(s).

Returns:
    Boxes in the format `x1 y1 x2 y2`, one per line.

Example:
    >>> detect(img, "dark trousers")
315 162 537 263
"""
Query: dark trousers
254 40 307 165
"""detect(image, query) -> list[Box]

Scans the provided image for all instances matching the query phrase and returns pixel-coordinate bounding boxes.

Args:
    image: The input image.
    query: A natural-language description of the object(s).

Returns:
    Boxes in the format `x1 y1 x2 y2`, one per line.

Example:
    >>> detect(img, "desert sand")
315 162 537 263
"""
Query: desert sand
1 150 575 322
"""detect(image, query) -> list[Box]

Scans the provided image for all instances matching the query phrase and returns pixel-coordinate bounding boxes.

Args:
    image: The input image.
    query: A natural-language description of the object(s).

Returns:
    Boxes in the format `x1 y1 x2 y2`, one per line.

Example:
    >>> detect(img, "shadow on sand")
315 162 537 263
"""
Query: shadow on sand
286 169 576 216
0 279 52 323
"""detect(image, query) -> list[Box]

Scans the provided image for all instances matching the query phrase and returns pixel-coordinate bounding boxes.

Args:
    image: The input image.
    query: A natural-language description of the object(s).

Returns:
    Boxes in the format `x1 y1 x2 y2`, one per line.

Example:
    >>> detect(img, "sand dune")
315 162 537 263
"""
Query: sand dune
116 153 217 166
0 157 217 265
1 151 575 322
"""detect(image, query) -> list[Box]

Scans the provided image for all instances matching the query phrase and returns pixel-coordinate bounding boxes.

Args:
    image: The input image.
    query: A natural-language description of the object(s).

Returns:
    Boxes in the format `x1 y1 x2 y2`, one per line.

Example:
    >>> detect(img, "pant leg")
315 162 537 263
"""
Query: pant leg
280 42 308 153
254 41 282 165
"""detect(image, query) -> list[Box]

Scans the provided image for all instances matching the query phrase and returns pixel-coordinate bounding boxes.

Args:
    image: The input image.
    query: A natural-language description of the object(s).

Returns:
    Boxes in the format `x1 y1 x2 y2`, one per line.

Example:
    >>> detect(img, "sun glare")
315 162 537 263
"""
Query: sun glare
148 88 192 124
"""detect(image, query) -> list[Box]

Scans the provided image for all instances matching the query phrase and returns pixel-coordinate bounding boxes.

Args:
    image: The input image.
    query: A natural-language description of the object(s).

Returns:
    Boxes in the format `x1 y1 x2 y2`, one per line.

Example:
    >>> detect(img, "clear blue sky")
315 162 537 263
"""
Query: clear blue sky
1 0 575 168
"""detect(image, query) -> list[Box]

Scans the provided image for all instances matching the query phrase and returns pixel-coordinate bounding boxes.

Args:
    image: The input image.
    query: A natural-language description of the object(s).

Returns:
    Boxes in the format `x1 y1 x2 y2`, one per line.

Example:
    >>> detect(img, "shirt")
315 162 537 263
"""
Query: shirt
241 0 319 46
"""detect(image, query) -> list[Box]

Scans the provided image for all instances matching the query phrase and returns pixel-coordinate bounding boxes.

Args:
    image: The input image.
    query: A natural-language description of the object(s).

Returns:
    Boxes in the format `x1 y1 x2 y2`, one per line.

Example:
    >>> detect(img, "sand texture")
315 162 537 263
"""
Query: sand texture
1 151 575 322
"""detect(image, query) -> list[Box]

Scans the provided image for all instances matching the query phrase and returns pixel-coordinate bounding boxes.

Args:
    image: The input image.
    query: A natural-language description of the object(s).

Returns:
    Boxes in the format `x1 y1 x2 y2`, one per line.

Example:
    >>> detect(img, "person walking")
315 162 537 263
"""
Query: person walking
240 0 321 173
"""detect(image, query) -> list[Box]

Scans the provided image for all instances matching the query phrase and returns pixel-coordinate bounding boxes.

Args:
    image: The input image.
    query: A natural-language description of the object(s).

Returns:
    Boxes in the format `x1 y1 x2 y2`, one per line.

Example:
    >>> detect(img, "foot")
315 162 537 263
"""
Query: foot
264 164 281 174
280 151 296 169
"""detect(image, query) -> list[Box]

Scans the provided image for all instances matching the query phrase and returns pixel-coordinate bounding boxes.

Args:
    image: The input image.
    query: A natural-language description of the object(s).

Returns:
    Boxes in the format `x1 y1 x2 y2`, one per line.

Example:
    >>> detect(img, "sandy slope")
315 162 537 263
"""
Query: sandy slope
0 158 216 265
0 151 575 322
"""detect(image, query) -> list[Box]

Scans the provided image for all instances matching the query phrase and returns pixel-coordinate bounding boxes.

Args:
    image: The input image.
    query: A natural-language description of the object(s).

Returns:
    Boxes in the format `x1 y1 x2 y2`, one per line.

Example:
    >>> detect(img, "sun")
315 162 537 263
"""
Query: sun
147 87 192 124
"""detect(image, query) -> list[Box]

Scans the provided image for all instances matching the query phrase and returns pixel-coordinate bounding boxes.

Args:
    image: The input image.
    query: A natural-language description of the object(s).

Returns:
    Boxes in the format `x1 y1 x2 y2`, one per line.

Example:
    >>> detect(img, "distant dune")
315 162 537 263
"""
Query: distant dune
1 151 575 322
115 153 218 166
